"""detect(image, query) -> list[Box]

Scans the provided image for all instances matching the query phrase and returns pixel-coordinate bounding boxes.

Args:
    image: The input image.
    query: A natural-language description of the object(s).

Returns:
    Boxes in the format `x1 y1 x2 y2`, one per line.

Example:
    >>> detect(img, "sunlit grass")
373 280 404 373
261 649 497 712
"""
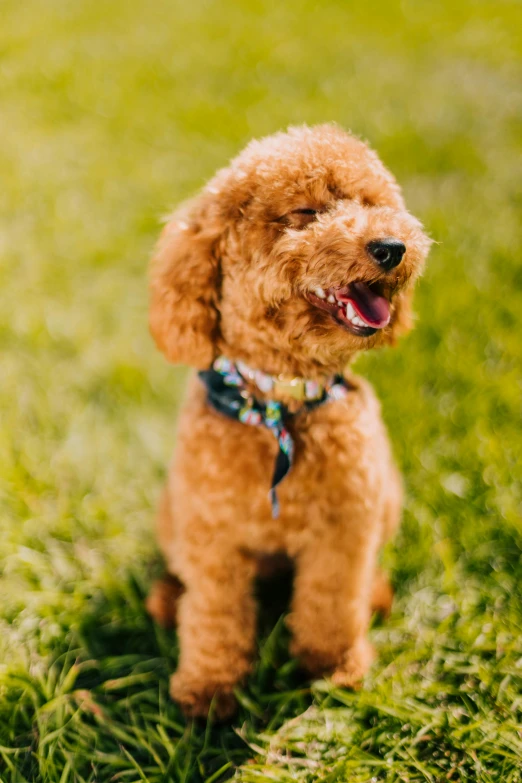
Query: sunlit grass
1 0 521 780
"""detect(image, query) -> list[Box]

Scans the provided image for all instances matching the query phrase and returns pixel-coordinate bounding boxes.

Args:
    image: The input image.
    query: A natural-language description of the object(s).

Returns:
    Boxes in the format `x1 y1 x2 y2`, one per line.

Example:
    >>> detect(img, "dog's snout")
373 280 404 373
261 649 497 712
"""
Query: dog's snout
366 238 406 271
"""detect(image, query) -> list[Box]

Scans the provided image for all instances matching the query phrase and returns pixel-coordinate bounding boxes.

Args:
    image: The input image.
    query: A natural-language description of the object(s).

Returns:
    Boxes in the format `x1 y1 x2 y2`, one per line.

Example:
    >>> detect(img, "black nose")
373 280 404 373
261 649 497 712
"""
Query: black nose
366 237 406 271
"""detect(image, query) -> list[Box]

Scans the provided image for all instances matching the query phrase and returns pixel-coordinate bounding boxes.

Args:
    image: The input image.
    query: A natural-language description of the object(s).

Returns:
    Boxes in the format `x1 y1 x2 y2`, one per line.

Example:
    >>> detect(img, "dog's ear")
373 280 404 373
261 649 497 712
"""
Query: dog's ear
149 195 223 369
385 287 415 346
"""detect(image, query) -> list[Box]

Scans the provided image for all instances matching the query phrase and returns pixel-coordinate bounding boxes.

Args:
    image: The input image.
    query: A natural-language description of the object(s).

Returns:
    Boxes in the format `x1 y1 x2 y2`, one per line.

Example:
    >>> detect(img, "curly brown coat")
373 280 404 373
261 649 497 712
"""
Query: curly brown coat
147 124 431 719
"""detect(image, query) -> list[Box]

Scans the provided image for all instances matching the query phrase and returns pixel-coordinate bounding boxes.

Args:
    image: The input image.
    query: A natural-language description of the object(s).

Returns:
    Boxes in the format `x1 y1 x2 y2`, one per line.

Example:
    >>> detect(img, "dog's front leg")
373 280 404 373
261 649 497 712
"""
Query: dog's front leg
288 524 379 687
169 546 256 720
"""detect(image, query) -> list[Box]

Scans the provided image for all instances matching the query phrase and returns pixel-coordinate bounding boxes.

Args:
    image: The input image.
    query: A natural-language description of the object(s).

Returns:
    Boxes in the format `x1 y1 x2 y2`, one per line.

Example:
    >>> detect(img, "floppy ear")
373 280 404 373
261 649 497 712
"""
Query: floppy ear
149 196 223 369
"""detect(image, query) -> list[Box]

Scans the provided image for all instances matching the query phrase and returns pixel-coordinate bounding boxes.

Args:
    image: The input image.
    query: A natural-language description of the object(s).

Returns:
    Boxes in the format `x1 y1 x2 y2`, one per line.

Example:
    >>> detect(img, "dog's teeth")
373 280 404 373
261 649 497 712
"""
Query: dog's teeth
327 294 336 304
345 302 367 328
313 286 326 300
346 302 357 320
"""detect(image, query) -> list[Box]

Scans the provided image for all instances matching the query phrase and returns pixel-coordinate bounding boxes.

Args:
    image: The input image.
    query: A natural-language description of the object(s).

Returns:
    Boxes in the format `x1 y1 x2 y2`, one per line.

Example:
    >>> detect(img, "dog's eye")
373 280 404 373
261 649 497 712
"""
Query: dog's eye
285 208 318 229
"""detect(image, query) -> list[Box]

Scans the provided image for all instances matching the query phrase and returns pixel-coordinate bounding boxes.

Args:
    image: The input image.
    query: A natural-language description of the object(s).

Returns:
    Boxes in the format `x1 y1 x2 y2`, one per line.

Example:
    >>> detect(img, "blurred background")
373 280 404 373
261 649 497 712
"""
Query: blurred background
0 1 521 780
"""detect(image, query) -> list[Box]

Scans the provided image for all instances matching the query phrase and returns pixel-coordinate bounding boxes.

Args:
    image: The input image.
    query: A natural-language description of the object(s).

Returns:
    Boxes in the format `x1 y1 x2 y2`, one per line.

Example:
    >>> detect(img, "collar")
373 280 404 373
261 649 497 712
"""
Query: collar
214 356 338 404
199 356 351 518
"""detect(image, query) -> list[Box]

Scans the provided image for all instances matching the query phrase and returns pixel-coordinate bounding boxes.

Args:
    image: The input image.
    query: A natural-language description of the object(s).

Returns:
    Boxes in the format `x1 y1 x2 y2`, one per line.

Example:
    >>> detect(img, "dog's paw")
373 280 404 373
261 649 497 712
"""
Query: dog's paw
146 576 184 628
169 672 238 721
331 637 375 689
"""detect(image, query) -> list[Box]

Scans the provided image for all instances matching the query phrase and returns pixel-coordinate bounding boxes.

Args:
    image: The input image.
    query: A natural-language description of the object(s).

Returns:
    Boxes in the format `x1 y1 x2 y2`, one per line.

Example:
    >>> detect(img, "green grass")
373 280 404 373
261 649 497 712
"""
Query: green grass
1 0 522 780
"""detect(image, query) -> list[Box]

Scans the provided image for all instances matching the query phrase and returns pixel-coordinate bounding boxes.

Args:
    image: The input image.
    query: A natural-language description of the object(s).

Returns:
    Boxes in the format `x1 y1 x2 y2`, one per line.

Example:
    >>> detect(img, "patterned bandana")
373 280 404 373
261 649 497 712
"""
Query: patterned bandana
198 356 351 518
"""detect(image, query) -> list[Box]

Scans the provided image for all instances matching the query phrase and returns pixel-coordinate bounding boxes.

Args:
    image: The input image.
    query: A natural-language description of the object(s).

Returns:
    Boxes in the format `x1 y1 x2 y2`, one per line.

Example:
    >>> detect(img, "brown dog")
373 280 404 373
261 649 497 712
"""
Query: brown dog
147 124 431 718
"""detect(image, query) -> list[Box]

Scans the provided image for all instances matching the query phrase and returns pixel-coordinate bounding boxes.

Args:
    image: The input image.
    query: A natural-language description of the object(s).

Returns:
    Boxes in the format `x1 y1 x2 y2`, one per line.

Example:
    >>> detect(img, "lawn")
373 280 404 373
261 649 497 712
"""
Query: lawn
1 0 521 780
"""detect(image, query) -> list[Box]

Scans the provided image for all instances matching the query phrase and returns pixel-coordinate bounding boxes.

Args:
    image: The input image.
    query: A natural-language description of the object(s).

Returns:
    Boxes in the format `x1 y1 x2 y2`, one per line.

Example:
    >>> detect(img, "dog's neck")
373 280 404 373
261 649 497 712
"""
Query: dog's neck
216 342 352 388
210 355 351 411
216 356 332 403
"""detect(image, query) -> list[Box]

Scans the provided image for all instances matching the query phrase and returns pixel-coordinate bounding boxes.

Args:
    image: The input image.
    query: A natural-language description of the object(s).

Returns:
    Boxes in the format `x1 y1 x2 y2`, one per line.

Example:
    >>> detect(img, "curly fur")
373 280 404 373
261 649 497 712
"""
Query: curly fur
148 124 431 719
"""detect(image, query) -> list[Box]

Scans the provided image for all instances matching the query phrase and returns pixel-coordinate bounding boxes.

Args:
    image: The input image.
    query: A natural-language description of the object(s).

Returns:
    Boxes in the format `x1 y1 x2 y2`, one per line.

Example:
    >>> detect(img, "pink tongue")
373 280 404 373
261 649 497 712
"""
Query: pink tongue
342 282 390 328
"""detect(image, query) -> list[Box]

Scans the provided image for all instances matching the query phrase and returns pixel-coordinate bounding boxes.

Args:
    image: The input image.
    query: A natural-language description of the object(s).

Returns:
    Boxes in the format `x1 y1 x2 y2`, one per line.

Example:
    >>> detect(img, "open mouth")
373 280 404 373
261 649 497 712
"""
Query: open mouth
307 282 391 337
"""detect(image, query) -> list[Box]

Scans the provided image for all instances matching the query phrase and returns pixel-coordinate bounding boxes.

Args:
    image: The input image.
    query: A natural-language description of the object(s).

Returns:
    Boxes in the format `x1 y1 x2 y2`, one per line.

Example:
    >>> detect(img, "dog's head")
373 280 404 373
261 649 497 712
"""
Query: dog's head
150 124 431 377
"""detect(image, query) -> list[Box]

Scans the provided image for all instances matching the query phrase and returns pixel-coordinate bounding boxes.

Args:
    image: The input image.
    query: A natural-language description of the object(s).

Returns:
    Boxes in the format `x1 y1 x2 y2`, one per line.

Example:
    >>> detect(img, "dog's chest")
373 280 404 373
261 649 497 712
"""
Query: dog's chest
221 397 389 557
282 394 386 506
174 375 391 551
